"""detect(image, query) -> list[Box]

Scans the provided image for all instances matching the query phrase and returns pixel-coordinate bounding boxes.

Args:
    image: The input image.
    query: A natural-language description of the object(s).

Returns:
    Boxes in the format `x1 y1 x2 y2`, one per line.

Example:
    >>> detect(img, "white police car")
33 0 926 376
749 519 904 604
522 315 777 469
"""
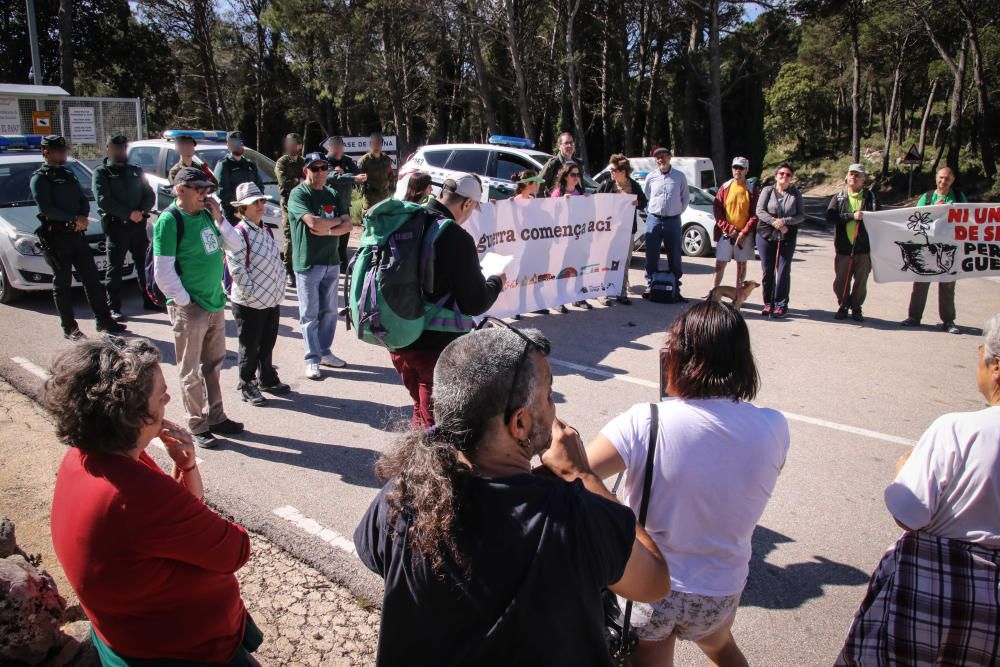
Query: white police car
127 130 282 228
395 135 599 202
0 135 135 304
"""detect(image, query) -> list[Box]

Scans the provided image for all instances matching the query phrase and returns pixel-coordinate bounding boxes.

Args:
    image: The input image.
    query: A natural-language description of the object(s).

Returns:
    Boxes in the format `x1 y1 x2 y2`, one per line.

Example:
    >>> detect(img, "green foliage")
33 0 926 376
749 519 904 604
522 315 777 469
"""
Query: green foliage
764 62 833 157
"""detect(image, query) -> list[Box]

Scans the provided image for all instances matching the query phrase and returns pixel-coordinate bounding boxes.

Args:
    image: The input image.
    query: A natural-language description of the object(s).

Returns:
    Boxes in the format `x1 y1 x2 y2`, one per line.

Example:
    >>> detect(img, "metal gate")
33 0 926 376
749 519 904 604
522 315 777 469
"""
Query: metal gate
9 95 144 159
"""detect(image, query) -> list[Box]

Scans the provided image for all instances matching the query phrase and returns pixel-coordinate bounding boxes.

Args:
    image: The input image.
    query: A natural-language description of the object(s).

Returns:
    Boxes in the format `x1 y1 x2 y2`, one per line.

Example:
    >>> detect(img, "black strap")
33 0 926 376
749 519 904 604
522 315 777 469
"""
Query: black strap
621 402 660 645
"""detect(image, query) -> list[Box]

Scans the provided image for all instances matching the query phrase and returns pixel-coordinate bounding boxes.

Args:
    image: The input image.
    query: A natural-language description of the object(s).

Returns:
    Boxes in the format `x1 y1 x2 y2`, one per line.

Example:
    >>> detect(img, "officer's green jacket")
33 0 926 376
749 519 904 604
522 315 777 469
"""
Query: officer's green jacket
357 152 393 195
325 154 359 213
92 158 155 220
213 154 264 208
30 163 89 223
275 154 305 199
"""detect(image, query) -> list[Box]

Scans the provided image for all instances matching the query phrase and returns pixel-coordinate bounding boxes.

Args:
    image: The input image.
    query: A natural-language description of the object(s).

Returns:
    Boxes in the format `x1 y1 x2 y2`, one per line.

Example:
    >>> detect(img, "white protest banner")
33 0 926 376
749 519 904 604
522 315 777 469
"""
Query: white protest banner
464 194 635 318
68 107 97 144
866 203 1000 282
0 98 21 134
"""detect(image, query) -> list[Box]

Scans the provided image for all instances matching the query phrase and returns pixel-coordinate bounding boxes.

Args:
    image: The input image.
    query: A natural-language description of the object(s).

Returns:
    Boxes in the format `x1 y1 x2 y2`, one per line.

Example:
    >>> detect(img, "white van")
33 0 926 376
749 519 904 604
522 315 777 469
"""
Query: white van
598 156 717 191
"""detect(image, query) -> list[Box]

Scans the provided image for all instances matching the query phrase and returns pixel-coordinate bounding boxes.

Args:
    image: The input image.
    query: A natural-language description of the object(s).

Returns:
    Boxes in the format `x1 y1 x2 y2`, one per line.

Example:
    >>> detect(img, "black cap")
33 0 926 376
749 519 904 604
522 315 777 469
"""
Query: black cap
41 135 67 150
286 133 303 144
303 152 329 168
226 131 244 142
107 134 129 146
172 166 215 188
174 133 197 145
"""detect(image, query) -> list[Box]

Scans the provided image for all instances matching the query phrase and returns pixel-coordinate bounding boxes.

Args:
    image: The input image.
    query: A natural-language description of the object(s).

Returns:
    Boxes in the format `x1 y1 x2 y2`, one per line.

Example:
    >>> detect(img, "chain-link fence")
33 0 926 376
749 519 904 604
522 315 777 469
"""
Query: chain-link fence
10 97 144 160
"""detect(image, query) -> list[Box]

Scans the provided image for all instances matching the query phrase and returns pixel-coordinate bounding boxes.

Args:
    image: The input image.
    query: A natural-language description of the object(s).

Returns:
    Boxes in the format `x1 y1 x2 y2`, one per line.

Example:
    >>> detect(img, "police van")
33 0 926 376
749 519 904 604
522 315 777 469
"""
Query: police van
394 136 599 203
0 135 136 304
127 130 282 229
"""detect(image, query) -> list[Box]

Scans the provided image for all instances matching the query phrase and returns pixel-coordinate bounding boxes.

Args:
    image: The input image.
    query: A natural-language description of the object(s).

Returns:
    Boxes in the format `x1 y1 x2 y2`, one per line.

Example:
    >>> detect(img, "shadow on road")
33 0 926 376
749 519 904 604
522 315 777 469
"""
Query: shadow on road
741 525 870 610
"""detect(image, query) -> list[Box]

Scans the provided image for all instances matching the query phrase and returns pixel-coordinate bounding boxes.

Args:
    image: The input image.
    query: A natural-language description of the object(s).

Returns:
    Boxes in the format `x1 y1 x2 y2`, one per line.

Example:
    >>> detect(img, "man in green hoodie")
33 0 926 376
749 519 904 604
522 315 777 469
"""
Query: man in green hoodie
93 135 157 319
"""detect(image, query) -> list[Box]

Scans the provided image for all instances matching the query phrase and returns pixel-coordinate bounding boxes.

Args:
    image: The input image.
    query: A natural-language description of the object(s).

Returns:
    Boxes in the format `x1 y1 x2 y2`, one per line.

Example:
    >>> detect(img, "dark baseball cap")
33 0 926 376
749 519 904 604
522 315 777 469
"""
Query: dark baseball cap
651 146 672 157
107 134 129 146
226 131 244 144
303 152 328 168
41 135 67 150
172 166 215 188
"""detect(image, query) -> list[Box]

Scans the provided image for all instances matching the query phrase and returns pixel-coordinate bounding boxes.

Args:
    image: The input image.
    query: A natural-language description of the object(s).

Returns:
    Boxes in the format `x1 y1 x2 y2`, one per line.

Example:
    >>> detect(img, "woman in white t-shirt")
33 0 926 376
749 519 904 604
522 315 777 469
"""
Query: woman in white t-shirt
837 314 1000 666
587 300 789 667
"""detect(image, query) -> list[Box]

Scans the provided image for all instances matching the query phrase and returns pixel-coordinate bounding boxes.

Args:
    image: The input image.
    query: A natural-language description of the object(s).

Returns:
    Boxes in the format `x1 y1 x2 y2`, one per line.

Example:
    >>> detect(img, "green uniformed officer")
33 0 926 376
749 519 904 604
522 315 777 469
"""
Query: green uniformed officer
30 135 127 340
323 135 368 272
93 134 157 320
167 133 217 188
356 132 394 218
275 133 305 287
213 130 263 223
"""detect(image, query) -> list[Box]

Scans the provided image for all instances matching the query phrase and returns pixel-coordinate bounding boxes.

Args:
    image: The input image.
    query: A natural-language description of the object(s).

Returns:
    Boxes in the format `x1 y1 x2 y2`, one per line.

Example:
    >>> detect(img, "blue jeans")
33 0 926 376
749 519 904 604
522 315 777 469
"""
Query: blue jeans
757 227 797 309
296 264 340 363
644 213 683 286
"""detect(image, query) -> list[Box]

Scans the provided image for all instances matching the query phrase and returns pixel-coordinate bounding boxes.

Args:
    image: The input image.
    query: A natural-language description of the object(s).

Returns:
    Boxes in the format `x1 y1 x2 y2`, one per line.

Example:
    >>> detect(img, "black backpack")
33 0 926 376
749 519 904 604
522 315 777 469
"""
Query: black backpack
144 205 184 308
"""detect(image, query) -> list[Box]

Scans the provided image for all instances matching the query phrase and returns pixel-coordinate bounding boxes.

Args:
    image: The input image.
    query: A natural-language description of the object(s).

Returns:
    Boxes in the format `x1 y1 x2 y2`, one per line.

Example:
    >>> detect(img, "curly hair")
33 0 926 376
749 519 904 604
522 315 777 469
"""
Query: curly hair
44 337 162 454
511 170 538 195
375 327 551 575
555 162 583 195
608 153 631 176
662 300 759 402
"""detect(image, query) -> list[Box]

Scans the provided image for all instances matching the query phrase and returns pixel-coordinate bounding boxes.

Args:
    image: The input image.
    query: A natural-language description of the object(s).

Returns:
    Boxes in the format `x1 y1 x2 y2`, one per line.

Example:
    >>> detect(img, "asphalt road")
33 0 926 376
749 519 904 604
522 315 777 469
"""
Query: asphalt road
1 213 998 665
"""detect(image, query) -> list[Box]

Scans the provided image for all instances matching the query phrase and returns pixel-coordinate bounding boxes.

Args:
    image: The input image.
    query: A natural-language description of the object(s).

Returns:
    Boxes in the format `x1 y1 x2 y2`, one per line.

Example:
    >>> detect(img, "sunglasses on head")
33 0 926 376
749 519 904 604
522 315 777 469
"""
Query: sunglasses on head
475 317 543 424
308 165 329 172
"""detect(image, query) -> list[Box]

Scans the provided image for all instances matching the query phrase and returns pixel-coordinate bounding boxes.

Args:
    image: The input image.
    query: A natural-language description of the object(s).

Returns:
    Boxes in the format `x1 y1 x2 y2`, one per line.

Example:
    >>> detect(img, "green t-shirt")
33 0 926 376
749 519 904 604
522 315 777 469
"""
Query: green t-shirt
152 207 226 312
846 190 864 244
287 183 342 273
917 190 967 206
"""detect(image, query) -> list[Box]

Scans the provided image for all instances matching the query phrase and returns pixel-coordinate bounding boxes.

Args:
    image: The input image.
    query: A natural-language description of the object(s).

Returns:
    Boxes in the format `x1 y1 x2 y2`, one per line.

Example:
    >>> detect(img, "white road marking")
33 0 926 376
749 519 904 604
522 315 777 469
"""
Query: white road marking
273 505 358 558
549 357 917 447
11 356 50 380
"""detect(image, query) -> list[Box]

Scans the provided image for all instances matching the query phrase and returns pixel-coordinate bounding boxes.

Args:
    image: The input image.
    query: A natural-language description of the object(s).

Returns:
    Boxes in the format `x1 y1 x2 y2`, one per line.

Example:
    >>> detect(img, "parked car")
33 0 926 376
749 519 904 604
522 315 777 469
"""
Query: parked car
127 130 282 228
0 135 136 304
394 136 599 202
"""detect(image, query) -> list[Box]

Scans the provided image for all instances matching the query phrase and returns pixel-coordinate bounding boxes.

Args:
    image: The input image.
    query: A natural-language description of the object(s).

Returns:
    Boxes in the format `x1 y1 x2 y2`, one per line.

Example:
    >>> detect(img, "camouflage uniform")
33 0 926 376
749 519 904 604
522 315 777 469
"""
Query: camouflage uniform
274 153 305 280
357 151 394 218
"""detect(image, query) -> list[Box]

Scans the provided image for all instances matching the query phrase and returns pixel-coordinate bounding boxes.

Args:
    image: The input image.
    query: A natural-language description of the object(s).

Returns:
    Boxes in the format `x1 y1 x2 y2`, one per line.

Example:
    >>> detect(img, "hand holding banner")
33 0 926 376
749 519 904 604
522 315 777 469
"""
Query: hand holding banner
865 203 1000 282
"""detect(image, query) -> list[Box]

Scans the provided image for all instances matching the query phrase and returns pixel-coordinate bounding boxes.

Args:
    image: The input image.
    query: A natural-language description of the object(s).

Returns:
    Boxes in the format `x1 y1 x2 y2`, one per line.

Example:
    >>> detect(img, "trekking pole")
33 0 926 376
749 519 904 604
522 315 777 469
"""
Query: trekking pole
841 221 860 308
771 235 781 314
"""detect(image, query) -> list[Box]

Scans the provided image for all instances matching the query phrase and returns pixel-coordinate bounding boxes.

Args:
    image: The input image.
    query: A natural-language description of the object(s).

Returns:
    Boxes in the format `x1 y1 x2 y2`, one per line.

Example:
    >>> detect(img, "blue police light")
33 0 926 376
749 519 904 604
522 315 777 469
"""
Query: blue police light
163 129 228 142
488 135 535 150
0 135 43 150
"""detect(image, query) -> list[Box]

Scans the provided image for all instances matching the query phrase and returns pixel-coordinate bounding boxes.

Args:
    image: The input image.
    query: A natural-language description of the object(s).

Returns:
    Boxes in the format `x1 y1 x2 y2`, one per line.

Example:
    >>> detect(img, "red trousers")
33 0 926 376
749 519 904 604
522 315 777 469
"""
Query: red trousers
389 349 441 427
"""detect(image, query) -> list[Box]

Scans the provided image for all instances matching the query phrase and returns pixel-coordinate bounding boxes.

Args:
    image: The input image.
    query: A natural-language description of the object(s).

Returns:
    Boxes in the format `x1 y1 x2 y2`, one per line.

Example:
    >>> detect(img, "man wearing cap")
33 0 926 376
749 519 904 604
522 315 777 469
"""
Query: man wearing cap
642 146 690 301
712 156 759 292
30 135 127 340
388 172 504 427
214 131 263 223
93 134 157 320
226 182 290 406
901 167 967 334
153 167 245 447
166 133 217 188
357 132 394 218
287 153 354 379
539 132 580 197
826 163 880 322
324 136 368 273
275 133 305 288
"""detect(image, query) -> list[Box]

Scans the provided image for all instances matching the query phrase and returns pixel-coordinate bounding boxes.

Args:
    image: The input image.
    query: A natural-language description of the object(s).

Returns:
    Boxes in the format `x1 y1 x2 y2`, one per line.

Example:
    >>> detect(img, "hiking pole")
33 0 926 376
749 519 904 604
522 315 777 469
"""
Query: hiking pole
841 220 861 310
771 234 781 316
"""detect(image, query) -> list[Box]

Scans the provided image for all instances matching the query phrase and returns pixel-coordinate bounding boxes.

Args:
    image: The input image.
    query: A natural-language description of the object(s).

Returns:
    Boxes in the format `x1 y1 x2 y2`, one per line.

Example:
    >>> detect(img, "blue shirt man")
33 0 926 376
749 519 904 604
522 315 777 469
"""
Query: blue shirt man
641 147 689 300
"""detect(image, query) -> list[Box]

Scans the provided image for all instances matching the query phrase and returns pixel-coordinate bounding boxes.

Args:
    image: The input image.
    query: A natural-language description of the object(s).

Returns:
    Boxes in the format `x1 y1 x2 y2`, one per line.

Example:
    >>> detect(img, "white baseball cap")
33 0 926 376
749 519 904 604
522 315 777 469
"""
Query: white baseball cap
847 163 867 175
442 172 483 208
731 156 749 169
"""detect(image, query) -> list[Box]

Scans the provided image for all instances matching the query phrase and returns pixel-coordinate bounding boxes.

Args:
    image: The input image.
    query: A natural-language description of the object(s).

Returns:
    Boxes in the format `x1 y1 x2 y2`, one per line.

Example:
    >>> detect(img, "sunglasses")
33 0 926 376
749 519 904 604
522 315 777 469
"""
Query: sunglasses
732 166 746 170
776 171 792 177
475 317 543 424
308 165 329 172
568 172 581 178
183 185 212 193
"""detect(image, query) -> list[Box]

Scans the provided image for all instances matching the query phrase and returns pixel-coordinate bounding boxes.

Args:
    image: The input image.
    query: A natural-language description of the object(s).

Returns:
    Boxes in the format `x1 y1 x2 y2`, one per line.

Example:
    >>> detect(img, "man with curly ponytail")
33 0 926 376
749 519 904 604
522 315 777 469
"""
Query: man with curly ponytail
355 325 670 666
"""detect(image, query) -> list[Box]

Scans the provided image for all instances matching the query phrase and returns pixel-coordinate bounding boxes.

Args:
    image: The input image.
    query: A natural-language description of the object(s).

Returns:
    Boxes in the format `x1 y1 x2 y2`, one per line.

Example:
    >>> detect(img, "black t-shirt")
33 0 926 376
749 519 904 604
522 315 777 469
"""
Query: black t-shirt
355 473 636 667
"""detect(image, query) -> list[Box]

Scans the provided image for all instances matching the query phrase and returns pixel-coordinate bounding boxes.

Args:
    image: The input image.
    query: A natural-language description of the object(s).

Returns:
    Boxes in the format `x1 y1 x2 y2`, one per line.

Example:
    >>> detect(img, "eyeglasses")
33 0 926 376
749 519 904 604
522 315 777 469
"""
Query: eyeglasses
308 165 329 172
183 185 211 193
562 141 575 146
776 171 792 177
732 166 746 171
475 317 542 424
568 172 581 178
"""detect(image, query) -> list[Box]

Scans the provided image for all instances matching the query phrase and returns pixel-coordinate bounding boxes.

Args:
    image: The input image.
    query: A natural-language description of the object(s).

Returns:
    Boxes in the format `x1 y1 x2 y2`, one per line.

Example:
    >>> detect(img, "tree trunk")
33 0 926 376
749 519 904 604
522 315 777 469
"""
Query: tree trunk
565 0 588 168
850 21 862 162
619 8 635 155
944 40 968 175
707 0 725 181
957 1 996 178
379 10 409 156
466 2 498 138
880 60 903 180
917 76 938 169
643 40 663 154
58 0 74 94
503 0 535 140
681 15 702 154
599 6 611 156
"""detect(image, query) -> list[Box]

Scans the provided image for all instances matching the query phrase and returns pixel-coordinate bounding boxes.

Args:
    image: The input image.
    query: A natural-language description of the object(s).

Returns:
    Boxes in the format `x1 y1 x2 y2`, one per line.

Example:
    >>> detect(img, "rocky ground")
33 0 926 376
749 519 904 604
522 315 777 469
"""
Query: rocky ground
0 378 379 666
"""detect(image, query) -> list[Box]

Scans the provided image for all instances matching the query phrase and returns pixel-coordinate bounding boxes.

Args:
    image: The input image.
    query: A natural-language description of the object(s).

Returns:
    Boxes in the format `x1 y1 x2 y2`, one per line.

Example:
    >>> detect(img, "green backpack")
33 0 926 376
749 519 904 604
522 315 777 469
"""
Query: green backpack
345 198 474 349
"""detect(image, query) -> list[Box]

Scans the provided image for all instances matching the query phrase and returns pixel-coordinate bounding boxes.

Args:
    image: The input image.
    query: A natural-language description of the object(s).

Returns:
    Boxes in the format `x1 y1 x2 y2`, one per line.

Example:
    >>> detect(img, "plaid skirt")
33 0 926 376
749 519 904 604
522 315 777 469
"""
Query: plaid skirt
837 531 1000 666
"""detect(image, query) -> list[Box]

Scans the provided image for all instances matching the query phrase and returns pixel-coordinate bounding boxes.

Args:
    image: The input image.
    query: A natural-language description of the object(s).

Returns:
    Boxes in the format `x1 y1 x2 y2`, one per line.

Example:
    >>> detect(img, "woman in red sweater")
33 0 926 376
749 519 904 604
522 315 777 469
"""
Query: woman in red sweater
47 337 261 665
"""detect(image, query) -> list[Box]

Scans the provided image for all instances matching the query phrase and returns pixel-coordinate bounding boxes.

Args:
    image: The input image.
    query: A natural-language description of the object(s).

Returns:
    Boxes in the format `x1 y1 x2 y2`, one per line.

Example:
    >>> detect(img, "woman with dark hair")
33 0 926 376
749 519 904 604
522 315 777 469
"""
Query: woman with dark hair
755 162 805 319
550 162 593 310
47 338 261 665
598 154 647 305
587 301 789 667
511 170 543 200
355 325 669 666
403 171 433 205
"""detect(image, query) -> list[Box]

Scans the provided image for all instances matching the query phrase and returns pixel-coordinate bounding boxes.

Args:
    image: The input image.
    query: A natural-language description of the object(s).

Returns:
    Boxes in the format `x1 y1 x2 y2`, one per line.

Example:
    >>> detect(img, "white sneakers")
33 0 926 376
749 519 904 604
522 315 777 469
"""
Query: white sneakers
305 362 321 380
320 354 346 369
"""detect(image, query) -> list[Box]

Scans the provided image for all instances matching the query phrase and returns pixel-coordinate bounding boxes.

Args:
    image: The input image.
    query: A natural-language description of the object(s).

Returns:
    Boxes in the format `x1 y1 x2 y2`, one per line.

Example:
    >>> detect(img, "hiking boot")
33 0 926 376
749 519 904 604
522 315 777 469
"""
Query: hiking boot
241 383 267 407
574 300 593 310
835 306 849 320
63 327 86 341
193 431 217 448
261 381 291 395
553 304 570 314
96 319 127 334
109 310 126 322
900 317 920 327
209 418 244 435
851 308 865 323
942 321 960 334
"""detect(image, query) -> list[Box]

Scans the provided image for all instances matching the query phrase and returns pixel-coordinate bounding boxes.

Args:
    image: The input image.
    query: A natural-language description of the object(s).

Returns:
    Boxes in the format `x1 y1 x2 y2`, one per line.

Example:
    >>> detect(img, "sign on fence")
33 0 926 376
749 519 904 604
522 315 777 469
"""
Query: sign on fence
68 107 97 144
866 204 1000 282
341 135 397 153
463 194 635 317
0 98 20 133
32 111 51 133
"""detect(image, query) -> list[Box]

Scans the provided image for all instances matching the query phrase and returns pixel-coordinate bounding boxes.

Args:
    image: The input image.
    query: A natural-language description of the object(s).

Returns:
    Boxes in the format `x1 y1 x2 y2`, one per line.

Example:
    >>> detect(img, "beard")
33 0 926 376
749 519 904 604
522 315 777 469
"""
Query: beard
526 409 554 458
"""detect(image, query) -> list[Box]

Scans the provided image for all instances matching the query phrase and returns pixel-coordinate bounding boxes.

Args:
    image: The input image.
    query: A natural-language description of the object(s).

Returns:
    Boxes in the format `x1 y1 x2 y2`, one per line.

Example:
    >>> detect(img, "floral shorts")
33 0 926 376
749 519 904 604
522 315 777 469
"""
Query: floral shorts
624 590 742 642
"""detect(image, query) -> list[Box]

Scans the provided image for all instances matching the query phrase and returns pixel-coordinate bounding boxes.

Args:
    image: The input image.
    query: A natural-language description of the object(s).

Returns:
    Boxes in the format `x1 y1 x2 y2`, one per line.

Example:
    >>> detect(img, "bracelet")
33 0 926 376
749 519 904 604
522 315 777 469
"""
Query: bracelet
179 462 197 473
